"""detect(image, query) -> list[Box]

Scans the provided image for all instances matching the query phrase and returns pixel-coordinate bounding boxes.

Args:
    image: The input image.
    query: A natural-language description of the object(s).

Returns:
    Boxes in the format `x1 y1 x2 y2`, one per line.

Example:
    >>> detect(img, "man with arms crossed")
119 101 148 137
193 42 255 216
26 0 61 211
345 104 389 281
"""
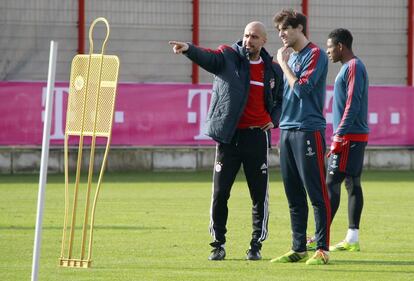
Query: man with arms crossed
169 21 283 261
270 9 331 265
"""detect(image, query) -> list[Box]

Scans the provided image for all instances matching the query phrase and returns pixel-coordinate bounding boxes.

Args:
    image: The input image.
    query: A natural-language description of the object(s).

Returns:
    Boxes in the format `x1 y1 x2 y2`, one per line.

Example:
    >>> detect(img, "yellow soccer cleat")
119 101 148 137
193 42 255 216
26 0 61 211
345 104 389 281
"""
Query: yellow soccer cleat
330 241 360 252
306 236 317 251
270 250 308 263
305 249 330 265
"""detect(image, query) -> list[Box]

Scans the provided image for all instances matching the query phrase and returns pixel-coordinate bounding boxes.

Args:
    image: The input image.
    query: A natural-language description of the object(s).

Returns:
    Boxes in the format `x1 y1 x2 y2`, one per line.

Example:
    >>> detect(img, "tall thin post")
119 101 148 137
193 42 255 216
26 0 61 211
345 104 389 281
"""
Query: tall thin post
192 0 199 84
78 0 85 54
302 0 309 36
31 40 58 281
408 0 413 86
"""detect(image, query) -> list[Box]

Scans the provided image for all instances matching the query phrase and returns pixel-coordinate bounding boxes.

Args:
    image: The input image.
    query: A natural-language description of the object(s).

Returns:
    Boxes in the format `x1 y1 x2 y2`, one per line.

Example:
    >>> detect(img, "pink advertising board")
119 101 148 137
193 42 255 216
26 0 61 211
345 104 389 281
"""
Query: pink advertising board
0 82 413 146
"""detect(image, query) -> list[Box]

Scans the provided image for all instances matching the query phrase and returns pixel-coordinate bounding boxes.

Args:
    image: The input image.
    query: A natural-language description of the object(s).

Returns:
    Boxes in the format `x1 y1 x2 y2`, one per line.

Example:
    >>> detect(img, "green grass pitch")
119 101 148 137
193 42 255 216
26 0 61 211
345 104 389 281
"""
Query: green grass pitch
1 170 413 281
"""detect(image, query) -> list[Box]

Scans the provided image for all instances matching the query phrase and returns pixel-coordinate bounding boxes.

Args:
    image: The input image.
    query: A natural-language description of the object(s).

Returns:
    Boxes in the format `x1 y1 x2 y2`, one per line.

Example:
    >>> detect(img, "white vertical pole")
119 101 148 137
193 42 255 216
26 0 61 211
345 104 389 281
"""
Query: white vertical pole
31 40 58 281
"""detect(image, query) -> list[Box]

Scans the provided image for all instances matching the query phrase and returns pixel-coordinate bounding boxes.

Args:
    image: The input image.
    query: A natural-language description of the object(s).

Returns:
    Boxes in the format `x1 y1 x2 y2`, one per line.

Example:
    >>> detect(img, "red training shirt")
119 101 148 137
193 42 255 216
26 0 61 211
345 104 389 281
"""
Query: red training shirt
238 57 271 128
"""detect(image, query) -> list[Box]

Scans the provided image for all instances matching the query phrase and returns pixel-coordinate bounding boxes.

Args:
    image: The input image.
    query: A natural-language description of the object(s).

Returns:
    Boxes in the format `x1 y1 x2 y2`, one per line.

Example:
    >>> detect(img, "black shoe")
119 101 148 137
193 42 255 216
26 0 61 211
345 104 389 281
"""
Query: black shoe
246 248 262 260
246 241 262 260
208 241 226 261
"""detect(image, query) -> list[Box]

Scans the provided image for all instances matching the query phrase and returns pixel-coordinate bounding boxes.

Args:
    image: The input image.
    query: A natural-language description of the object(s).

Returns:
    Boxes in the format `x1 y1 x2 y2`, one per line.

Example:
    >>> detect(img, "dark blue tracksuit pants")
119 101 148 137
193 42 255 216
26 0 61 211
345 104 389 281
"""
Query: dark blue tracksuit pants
279 129 331 252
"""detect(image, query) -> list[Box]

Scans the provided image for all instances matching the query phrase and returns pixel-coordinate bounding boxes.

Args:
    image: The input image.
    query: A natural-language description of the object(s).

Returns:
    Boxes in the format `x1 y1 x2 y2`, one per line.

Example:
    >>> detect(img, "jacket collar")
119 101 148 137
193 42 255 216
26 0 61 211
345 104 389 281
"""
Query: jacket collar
232 40 272 63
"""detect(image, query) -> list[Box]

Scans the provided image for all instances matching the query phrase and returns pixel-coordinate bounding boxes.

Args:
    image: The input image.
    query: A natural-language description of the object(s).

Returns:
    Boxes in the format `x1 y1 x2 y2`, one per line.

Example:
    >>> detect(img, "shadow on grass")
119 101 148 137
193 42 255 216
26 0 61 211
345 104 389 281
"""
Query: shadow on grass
309 259 414 274
333 259 414 266
0 225 167 231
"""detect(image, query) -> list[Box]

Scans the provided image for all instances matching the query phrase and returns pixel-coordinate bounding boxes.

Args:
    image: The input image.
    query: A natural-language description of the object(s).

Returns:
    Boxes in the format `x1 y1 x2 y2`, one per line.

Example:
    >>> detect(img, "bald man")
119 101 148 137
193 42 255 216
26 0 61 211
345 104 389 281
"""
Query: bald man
169 22 283 261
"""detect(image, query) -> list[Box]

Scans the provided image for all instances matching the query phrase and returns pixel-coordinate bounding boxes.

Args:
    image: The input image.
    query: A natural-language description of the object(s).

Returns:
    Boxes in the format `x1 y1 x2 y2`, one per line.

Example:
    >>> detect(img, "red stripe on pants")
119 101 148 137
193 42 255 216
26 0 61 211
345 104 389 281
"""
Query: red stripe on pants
314 131 331 247
339 142 350 172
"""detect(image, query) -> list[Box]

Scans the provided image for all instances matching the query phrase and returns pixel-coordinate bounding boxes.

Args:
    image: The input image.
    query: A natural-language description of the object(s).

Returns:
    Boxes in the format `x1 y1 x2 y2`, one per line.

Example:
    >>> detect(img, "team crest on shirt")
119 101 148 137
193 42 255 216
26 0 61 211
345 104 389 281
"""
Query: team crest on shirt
294 62 301 73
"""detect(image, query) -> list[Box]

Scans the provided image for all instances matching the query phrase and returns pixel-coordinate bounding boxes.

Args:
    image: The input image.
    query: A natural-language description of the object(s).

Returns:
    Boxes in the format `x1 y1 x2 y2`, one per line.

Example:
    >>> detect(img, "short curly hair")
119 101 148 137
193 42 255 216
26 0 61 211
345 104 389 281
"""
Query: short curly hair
328 28 353 50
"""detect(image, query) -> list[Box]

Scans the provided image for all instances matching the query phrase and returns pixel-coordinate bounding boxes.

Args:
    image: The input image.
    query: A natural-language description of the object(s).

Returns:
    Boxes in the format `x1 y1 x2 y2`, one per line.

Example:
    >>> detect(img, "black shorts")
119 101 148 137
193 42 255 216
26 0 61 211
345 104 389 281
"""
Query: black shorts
327 141 367 177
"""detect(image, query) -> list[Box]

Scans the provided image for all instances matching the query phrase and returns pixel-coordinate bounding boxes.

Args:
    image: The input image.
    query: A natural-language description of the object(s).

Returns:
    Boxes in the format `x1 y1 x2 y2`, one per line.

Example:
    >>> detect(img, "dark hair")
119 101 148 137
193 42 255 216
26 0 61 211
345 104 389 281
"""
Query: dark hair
328 28 353 50
273 9 307 36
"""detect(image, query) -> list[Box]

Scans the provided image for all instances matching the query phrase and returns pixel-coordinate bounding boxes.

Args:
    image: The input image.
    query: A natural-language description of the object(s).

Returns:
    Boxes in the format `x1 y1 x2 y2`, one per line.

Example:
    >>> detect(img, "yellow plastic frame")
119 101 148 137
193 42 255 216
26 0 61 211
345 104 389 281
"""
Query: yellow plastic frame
59 17 120 268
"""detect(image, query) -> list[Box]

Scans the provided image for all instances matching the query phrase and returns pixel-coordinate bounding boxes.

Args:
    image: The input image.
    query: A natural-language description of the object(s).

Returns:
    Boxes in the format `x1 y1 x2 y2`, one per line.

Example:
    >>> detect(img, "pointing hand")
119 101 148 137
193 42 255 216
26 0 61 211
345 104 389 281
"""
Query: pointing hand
169 41 189 54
